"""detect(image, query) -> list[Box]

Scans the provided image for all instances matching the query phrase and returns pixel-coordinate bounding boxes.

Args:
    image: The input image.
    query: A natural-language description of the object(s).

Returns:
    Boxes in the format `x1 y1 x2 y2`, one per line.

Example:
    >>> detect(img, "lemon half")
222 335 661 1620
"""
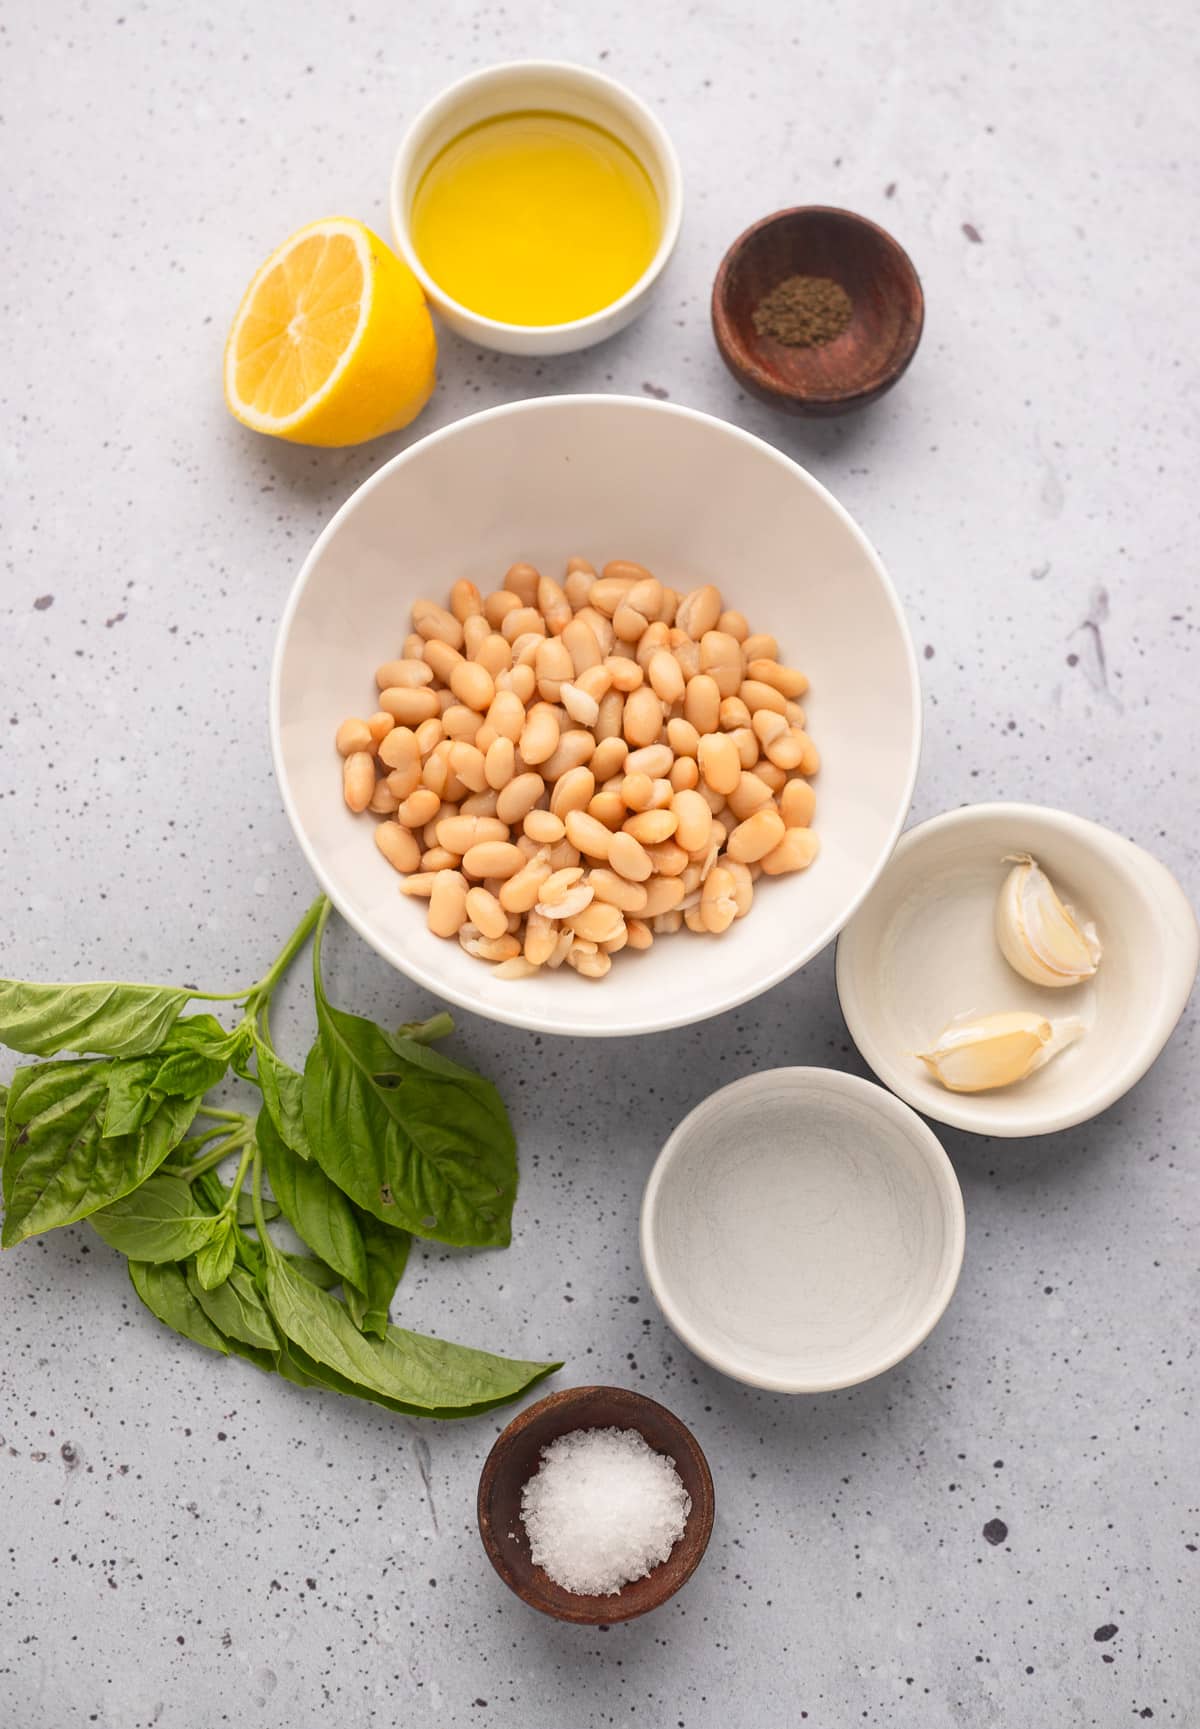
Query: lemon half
223 217 436 447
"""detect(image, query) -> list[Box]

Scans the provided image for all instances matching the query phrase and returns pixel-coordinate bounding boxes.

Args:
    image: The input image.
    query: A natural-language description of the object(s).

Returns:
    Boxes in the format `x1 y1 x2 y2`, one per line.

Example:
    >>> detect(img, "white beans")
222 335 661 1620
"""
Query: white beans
464 887 509 939
342 752 375 812
336 558 819 978
336 717 373 756
428 870 467 937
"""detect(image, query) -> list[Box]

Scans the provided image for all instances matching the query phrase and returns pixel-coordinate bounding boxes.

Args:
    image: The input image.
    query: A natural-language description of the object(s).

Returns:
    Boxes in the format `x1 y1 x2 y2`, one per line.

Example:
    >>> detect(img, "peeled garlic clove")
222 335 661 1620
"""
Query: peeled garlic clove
995 853 1101 988
917 1011 1084 1094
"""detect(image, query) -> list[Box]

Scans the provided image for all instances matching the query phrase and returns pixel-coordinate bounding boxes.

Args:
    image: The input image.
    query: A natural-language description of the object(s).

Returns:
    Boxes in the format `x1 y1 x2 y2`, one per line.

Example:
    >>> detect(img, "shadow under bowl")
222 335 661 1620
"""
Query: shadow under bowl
712 206 924 416
477 1385 715 1623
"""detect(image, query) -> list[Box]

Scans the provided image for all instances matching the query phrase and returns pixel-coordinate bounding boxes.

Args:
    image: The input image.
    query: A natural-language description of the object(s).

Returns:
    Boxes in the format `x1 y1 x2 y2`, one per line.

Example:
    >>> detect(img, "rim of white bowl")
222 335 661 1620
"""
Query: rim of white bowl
639 1067 966 1393
270 394 923 1038
388 60 684 339
835 801 1200 1136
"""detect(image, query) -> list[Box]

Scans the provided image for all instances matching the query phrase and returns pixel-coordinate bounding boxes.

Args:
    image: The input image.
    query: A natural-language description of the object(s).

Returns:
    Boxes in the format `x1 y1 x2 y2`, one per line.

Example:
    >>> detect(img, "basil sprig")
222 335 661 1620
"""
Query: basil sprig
0 897 558 1420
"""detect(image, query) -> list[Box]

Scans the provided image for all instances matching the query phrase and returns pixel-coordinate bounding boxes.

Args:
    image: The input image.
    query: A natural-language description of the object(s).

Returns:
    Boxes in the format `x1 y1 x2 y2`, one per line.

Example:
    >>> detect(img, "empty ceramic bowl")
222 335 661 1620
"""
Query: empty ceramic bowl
711 206 923 416
639 1068 965 1392
477 1384 715 1623
835 802 1199 1137
271 394 921 1038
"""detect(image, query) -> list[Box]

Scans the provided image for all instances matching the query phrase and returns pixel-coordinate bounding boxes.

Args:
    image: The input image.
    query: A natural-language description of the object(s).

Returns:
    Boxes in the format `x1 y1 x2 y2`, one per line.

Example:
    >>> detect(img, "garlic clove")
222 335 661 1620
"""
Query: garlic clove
916 1011 1085 1094
995 853 1101 988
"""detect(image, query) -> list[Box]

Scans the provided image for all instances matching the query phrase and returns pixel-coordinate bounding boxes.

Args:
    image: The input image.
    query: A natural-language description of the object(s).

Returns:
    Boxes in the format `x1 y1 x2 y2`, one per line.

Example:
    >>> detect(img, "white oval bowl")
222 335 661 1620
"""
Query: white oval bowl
639 1068 965 1392
390 61 683 356
271 395 921 1038
836 802 1199 1136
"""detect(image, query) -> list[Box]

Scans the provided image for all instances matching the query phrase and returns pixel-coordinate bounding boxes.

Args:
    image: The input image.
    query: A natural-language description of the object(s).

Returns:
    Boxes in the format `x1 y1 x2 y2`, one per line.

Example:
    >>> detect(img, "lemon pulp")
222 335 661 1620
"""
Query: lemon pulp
411 111 661 326
224 218 436 447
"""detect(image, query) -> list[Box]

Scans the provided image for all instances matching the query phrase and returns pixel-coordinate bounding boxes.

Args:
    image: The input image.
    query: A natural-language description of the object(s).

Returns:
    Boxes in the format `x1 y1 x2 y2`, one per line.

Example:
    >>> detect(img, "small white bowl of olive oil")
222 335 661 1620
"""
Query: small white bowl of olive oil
390 61 683 355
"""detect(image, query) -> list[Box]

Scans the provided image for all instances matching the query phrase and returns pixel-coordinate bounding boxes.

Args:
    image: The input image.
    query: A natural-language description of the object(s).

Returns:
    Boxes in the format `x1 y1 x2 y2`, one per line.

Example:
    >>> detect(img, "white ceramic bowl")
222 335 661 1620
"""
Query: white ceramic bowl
389 61 683 355
836 802 1199 1136
271 395 921 1038
640 1068 965 1392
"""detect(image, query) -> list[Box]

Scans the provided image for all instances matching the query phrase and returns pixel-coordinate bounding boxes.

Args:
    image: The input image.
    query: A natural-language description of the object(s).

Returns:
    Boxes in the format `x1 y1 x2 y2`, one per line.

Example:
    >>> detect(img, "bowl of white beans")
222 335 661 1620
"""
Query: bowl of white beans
271 395 920 1037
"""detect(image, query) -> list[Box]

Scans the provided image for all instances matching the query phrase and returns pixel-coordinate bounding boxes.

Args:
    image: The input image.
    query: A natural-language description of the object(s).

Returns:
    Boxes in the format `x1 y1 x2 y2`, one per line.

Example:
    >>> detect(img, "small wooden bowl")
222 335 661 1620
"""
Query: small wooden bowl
712 206 924 416
477 1385 715 1624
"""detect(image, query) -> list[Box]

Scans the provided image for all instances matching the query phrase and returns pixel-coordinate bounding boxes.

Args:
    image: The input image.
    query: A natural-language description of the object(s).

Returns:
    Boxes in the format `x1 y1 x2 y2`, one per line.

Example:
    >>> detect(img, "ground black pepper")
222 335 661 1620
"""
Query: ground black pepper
751 275 852 347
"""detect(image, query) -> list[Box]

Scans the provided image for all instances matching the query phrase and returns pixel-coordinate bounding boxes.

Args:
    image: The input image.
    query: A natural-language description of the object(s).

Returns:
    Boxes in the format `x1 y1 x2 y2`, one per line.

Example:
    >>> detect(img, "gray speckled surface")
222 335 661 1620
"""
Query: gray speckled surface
2 1 1197 1724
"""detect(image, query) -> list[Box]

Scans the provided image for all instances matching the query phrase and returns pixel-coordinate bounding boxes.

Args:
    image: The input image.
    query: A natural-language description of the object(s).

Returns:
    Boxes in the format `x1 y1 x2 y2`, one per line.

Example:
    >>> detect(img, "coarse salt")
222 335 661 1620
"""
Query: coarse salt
519 1426 691 1596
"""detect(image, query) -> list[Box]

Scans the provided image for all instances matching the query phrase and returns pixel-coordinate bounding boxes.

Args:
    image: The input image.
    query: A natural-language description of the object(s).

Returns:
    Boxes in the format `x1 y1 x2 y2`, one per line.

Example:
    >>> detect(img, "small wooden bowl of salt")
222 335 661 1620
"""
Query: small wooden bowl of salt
477 1384 715 1623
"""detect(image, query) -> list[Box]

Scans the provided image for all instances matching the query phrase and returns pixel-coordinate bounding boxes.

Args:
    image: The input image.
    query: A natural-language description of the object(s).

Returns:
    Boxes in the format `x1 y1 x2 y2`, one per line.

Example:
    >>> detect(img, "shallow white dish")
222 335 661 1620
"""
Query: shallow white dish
639 1068 965 1393
390 61 683 356
271 395 921 1039
836 802 1198 1137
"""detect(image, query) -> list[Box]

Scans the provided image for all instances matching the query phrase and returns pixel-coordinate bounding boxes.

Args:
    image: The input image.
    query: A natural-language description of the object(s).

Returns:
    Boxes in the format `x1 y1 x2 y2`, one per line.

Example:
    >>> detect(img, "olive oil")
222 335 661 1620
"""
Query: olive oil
411 110 660 326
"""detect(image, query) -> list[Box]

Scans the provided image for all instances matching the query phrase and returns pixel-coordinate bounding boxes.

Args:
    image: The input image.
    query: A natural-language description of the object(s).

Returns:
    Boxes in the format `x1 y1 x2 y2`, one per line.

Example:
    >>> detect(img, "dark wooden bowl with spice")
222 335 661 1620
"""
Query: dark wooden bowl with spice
712 206 924 416
477 1384 715 1624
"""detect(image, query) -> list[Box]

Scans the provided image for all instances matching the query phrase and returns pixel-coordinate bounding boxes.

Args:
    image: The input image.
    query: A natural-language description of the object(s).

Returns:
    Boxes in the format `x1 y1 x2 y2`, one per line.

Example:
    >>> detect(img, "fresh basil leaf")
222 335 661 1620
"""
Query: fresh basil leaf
345 1210 410 1339
254 1036 311 1158
283 1251 342 1290
262 1252 557 1414
192 1169 230 1215
228 1025 257 1083
90 1173 219 1262
102 1035 234 1139
186 1263 278 1351
128 1259 230 1355
2 1062 199 1247
303 1000 516 1248
160 1015 244 1058
146 1048 230 1100
274 1340 326 1391
103 1057 170 1136
194 1215 236 1290
275 1334 555 1421
0 980 191 1058
223 1337 279 1375
235 1190 280 1226
257 1111 367 1290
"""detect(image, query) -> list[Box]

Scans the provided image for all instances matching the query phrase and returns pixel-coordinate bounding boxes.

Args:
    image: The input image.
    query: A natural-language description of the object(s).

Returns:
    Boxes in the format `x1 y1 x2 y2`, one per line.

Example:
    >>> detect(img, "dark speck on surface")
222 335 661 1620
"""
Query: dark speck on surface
982 1518 1008 1545
962 222 984 243
885 181 897 197
642 381 670 399
34 594 54 610
1093 1622 1119 1641
924 644 935 659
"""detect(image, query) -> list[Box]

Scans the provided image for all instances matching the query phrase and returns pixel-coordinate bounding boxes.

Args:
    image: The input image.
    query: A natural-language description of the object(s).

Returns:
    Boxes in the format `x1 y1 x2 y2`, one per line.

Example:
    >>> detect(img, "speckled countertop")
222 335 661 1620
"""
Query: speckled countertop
2 2 1197 1725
